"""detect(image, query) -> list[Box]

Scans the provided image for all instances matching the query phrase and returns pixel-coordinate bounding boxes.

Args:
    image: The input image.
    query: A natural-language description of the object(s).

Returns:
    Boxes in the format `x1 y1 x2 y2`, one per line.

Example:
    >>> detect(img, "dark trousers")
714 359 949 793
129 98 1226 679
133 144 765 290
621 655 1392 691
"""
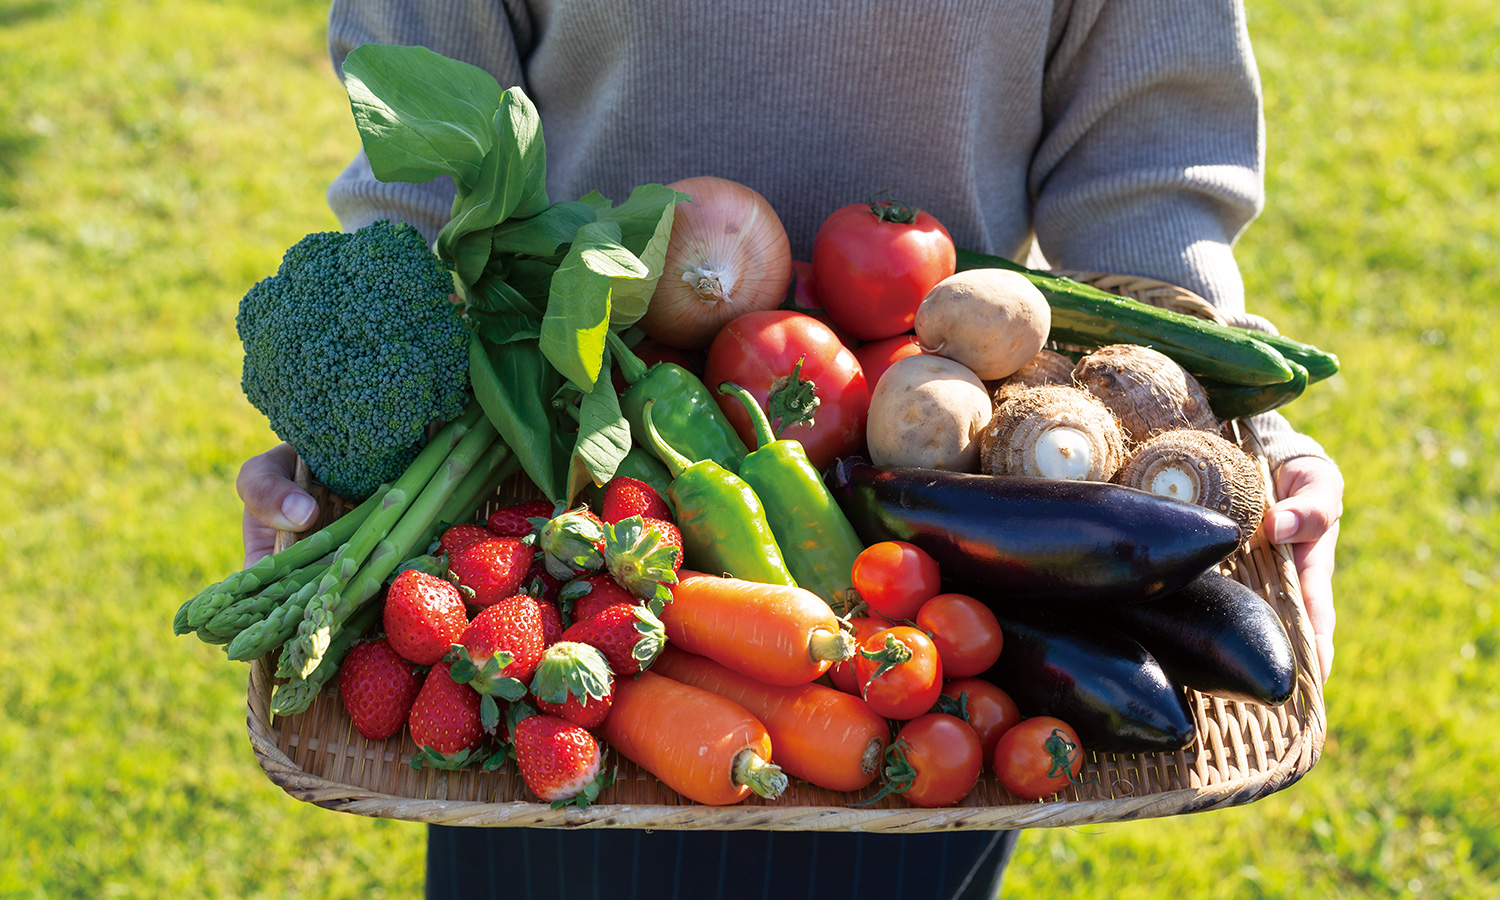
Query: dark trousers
426 825 1019 899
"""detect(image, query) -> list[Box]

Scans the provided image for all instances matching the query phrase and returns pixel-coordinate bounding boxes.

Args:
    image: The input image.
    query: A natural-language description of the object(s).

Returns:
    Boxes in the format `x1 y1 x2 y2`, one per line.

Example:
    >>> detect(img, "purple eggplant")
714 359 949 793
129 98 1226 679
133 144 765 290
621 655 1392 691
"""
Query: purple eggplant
982 603 1198 754
826 459 1242 606
1105 571 1297 706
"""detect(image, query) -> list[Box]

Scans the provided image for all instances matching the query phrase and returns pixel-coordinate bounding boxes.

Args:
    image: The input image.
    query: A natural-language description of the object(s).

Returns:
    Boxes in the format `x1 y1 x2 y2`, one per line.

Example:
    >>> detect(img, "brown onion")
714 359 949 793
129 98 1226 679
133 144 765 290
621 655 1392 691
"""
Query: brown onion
636 176 793 349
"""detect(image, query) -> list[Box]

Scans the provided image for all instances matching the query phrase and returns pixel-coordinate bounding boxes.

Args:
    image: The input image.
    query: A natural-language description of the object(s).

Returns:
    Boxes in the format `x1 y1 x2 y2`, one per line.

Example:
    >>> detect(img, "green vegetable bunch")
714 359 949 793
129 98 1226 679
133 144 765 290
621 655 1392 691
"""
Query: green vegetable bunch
237 219 471 500
343 43 686 503
175 402 519 716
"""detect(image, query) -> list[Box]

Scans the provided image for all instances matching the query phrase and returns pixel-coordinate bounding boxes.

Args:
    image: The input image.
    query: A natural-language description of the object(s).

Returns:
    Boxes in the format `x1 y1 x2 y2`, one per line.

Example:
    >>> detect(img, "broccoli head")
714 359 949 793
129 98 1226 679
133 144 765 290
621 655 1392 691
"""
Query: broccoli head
237 220 471 500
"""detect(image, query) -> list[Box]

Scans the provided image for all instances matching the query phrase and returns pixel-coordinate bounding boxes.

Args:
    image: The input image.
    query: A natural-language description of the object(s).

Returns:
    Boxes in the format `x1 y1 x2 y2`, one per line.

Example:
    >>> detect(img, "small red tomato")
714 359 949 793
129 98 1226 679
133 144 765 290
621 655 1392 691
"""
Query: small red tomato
941 679 1021 767
916 593 1003 678
850 541 941 621
852 625 943 720
886 713 983 808
993 716 1088 801
811 200 956 341
827 615 889 695
854 334 923 399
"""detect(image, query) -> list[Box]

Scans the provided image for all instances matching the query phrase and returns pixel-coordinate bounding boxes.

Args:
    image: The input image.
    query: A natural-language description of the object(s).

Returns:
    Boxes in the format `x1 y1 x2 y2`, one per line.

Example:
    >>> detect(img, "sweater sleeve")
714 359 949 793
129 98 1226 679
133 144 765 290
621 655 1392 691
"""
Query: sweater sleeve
1031 0 1331 470
325 0 533 243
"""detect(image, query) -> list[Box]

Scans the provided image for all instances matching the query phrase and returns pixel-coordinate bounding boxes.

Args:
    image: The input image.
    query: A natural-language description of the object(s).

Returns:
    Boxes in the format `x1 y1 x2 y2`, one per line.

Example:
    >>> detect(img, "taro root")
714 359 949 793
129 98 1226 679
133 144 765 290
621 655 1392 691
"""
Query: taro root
1114 428 1267 543
988 348 1078 407
979 384 1126 482
1072 344 1218 443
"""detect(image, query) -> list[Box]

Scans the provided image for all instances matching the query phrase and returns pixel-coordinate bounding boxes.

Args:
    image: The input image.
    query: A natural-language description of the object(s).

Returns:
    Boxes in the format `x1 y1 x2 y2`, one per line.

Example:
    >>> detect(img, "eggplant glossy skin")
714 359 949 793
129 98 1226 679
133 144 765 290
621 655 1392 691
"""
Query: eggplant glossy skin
982 604 1197 754
827 459 1243 605
1108 571 1297 706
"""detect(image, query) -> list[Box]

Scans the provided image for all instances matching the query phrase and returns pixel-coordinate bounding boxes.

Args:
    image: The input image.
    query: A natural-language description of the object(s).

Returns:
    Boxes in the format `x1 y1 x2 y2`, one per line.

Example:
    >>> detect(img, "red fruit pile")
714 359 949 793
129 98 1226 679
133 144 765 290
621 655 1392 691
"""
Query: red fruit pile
334 476 678 807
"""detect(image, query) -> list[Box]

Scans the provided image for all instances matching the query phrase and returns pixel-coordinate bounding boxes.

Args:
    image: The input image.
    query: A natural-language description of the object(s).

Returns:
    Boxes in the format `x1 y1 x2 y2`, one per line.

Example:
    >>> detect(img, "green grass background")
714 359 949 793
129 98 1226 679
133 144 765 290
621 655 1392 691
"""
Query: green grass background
1 0 1494 897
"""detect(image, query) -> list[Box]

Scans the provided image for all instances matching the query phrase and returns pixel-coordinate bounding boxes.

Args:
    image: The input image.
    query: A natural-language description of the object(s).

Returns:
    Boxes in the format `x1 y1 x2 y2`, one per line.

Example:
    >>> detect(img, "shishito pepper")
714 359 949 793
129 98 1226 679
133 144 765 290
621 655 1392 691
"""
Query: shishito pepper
717 381 865 613
610 332 748 472
640 400 796 587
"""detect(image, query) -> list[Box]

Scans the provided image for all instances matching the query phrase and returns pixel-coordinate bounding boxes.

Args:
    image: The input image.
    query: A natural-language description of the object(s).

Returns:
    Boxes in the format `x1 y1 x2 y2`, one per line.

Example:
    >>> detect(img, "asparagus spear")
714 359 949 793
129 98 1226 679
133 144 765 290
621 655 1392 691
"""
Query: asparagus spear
282 412 502 679
198 555 333 643
177 484 392 634
224 575 325 662
267 599 383 717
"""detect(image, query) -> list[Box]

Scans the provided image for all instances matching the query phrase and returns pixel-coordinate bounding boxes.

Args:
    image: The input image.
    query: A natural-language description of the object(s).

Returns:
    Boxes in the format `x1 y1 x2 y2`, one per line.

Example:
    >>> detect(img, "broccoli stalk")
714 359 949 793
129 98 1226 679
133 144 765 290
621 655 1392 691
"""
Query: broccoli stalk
280 406 504 680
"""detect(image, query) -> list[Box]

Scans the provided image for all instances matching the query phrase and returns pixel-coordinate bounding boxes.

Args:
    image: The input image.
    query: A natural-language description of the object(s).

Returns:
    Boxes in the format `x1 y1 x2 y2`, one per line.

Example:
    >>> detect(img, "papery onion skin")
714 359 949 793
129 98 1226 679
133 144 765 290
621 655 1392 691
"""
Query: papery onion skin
638 176 792 349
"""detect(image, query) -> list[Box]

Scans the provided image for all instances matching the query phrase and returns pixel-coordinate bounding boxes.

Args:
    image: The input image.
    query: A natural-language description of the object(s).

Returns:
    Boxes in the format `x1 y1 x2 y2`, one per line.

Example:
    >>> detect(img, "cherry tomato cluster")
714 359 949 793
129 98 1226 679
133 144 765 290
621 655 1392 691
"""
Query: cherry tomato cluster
840 540 1091 807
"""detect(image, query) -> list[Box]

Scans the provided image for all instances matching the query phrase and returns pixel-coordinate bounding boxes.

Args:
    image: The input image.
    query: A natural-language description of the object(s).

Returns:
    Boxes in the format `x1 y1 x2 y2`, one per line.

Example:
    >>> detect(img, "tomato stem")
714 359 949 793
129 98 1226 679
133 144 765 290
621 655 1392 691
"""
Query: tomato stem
1043 727 1096 787
867 190 920 224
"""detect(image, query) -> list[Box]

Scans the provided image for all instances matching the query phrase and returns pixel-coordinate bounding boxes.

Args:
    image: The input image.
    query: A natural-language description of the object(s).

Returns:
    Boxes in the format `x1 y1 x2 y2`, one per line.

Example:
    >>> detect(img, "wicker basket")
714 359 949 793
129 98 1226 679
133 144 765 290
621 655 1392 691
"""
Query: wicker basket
246 274 1325 831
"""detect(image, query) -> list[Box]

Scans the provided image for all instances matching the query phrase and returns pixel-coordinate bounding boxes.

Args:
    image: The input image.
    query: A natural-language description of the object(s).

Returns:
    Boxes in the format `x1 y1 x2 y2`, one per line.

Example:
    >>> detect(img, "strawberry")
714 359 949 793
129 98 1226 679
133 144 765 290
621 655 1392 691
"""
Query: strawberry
383 569 469 666
486 498 555 539
510 706 611 808
338 637 423 740
536 597 566 647
560 601 666 675
643 517 683 574
602 515 681 608
558 573 637 625
437 522 497 559
529 641 615 729
600 476 672 525
533 507 608 580
407 661 488 769
521 554 563 604
449 536 534 608
447 595 548 729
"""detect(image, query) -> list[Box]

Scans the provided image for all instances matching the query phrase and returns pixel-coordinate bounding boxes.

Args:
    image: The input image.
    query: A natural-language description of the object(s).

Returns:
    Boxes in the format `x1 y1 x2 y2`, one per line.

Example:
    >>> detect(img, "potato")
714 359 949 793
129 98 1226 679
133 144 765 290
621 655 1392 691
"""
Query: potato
866 354 991 471
914 269 1050 380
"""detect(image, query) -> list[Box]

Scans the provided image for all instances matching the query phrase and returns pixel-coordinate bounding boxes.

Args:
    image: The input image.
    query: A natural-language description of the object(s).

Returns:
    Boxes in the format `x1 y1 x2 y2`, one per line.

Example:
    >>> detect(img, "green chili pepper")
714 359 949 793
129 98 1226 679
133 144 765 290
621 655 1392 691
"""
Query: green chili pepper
609 332 748 472
640 400 796 587
718 381 865 613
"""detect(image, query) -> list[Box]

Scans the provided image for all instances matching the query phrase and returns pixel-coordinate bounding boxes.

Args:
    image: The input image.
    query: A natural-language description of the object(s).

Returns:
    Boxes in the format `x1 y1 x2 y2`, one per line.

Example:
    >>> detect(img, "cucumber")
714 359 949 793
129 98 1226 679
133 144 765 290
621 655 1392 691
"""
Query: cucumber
954 248 1295 387
1240 331 1339 384
1200 360 1309 420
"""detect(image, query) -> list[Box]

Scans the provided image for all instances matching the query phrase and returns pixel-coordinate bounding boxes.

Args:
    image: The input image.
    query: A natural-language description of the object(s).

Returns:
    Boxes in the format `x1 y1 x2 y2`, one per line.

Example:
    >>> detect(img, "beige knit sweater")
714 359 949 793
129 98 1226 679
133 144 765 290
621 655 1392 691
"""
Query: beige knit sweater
324 0 1329 466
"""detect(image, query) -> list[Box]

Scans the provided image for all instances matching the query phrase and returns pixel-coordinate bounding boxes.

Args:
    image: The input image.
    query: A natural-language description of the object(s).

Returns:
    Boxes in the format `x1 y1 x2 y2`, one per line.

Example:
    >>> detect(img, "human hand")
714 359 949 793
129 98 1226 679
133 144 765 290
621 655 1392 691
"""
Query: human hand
236 443 318 568
1265 456 1344 684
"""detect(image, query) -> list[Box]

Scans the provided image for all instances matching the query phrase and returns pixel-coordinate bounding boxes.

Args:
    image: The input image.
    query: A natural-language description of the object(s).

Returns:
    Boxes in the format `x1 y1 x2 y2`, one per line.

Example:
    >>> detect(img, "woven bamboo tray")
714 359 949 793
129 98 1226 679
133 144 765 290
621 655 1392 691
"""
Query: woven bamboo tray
246 274 1326 832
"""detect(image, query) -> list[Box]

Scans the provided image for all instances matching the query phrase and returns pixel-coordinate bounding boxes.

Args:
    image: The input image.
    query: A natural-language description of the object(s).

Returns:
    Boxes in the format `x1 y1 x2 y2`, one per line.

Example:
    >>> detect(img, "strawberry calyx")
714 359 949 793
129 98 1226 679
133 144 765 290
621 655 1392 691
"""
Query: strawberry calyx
532 508 607 580
445 643 528 731
603 516 679 610
409 744 492 772
529 641 614 706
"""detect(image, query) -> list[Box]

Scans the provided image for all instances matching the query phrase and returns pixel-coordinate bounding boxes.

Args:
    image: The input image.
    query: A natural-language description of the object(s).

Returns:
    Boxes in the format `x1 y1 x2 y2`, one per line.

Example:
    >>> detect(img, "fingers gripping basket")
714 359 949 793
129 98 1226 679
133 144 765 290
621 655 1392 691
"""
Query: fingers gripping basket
246 273 1326 831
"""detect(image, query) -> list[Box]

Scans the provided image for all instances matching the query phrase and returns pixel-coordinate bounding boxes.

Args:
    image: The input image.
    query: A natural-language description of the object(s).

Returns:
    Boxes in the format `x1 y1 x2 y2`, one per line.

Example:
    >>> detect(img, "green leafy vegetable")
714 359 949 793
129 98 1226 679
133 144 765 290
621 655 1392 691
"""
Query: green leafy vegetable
342 43 685 503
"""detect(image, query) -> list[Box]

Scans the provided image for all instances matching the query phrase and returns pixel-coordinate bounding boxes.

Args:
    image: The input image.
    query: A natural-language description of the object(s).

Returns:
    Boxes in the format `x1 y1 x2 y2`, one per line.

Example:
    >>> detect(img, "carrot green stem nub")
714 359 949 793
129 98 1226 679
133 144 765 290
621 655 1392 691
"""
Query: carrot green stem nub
732 750 788 800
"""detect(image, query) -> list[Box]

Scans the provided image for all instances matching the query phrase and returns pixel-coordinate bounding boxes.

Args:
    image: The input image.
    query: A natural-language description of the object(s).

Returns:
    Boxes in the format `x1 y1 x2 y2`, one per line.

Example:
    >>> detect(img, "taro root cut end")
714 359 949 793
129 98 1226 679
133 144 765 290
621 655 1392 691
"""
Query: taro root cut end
1114 428 1267 543
979 384 1126 482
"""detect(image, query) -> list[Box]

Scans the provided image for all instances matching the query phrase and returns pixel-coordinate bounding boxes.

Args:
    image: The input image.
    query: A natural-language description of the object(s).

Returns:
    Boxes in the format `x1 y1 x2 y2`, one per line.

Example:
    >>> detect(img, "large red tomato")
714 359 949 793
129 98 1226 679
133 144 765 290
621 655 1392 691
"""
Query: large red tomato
811 201 956 341
702 310 868 470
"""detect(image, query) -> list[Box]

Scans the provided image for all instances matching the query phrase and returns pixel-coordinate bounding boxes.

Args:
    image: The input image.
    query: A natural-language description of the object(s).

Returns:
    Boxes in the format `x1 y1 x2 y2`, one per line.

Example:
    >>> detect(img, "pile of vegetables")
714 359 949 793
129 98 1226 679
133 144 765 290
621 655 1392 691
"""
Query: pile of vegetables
177 44 1339 812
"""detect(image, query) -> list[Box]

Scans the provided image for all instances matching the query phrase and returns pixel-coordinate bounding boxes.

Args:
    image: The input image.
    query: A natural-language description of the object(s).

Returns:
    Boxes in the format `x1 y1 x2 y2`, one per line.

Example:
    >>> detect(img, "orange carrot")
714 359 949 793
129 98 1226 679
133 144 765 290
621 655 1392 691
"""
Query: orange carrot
653 646 888 792
599 670 787 806
660 571 856 686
